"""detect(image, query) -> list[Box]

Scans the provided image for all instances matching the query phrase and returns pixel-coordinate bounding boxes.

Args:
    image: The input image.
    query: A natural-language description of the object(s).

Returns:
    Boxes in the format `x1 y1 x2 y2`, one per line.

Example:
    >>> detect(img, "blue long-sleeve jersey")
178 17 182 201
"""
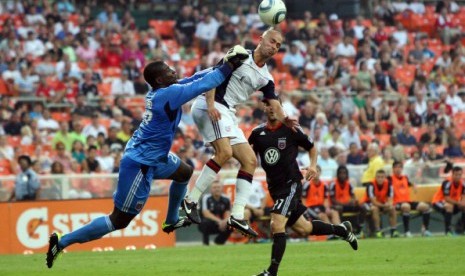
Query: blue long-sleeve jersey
124 64 232 166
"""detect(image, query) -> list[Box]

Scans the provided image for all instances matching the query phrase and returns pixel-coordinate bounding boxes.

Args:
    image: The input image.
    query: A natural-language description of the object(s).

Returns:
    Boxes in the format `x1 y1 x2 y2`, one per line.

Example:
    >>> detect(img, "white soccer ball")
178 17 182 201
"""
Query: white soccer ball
258 0 287 26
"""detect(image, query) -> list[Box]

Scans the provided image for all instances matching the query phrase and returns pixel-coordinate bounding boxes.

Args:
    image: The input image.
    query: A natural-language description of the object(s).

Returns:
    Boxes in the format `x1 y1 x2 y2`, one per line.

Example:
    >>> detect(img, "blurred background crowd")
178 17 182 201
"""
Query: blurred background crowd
1 0 465 200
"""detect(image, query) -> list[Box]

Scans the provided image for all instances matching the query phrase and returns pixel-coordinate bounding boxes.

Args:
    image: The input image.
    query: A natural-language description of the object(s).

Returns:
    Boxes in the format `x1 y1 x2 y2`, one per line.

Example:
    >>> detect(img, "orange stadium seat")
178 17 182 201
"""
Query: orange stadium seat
51 112 71 122
0 159 12 175
149 20 176 39
102 67 121 78
98 83 112 96
6 136 21 147
375 134 391 148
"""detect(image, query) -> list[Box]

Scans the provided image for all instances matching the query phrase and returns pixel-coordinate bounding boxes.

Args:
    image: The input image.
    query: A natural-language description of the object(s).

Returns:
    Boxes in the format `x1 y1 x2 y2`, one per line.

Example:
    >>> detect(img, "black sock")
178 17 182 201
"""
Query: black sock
268 233 286 276
311 220 347 238
422 212 430 230
445 212 452 233
402 213 410 232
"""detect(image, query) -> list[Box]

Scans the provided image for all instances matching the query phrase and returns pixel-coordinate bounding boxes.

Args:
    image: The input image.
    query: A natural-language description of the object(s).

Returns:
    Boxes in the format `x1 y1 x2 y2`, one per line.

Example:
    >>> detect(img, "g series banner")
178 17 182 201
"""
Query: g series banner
0 196 174 254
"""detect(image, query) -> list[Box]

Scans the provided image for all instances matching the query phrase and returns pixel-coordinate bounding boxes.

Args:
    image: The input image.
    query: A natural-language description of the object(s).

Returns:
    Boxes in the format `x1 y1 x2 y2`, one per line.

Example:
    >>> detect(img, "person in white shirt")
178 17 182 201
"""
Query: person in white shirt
82 112 108 138
352 16 366 40
283 43 306 77
317 147 338 180
25 6 46 25
0 135 14 160
2 61 21 82
37 109 59 133
341 121 361 149
305 53 326 79
111 71 135 96
195 14 219 52
414 92 427 116
96 144 115 173
408 0 426 14
23 31 45 58
244 180 266 222
435 50 452 69
14 66 39 96
207 41 226 67
335 36 356 58
392 0 409 12
445 87 462 114
392 22 408 48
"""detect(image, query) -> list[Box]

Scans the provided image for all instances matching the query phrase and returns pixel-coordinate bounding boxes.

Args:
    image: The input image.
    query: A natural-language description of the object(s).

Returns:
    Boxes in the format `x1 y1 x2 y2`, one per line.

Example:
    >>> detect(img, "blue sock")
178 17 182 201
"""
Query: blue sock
165 181 188 225
59 216 115 249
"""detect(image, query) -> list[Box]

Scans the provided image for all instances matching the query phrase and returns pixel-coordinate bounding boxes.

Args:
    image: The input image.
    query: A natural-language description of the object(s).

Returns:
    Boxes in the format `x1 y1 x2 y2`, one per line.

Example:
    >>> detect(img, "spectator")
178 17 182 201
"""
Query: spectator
283 42 305 78
83 112 107 138
123 59 142 82
76 39 96 63
37 109 59 134
408 39 425 64
82 145 101 173
52 121 74 151
15 66 39 96
121 41 145 69
305 53 326 79
361 143 385 184
117 120 133 143
396 122 417 146
4 111 23 136
375 1 395 25
299 101 316 130
9 155 40 201
96 144 114 173
133 74 149 95
79 70 98 98
335 36 356 58
0 135 14 160
97 3 119 24
175 5 197 46
23 31 45 58
423 100 438 125
347 143 364 165
317 147 338 179
217 22 238 49
52 142 75 172
111 71 135 96
206 41 225 67
408 0 426 14
69 121 87 146
198 180 232 245
244 179 266 224
342 121 361 149
96 98 113 118
71 140 86 165
443 137 463 158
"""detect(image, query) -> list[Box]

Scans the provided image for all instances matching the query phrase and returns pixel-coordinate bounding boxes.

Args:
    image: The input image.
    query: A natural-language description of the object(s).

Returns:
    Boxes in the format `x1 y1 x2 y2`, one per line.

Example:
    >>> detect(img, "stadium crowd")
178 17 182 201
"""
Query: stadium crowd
1 0 465 199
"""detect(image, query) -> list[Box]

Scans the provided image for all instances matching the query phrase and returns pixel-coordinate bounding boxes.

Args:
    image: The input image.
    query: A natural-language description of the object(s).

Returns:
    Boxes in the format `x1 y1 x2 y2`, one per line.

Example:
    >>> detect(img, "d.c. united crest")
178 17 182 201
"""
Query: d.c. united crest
278 138 286 149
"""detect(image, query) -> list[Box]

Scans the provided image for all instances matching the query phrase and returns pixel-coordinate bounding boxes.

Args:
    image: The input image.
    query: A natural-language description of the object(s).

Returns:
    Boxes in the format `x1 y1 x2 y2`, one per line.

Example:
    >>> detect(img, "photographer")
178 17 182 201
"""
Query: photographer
9 155 40 201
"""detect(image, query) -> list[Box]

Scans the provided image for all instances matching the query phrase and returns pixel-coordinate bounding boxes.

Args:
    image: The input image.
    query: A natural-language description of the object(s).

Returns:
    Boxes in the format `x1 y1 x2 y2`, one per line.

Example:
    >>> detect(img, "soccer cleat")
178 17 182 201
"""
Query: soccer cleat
422 230 433 237
375 231 384 238
405 231 413 238
162 216 192 234
181 198 201 224
253 270 274 276
46 232 63 268
341 221 358 250
391 230 400 238
227 216 258 237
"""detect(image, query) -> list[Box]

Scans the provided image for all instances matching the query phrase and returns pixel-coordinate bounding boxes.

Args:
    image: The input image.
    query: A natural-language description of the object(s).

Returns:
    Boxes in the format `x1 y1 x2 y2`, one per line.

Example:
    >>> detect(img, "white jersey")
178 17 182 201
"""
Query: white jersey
216 50 275 110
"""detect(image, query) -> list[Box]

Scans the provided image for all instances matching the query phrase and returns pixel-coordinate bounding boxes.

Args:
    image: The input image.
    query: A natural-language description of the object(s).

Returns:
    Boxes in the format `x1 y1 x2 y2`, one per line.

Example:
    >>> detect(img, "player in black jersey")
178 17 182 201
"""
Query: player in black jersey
249 101 358 276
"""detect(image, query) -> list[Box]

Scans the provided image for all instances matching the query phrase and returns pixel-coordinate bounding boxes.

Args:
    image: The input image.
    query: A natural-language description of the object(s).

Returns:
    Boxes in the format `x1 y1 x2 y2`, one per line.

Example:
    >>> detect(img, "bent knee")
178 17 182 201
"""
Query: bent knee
270 220 286 234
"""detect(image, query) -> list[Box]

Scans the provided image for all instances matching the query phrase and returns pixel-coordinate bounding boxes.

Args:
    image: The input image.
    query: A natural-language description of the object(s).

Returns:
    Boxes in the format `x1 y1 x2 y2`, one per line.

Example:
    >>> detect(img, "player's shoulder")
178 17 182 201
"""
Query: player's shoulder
251 123 267 134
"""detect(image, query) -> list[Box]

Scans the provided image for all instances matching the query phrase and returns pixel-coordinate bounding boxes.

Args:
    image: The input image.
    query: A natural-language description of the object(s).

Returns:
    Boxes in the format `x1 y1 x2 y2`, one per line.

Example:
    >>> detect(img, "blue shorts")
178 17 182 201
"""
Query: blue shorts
113 153 181 214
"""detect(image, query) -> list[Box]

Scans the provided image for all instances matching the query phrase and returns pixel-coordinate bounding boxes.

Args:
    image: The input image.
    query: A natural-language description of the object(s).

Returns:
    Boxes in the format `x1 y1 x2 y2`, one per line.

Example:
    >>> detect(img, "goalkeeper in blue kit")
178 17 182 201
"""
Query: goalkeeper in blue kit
46 45 249 268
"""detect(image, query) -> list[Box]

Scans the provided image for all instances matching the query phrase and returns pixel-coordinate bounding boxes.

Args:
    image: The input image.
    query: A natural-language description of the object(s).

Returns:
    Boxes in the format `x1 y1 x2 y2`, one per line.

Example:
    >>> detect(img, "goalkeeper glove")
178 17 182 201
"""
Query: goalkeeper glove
223 45 249 69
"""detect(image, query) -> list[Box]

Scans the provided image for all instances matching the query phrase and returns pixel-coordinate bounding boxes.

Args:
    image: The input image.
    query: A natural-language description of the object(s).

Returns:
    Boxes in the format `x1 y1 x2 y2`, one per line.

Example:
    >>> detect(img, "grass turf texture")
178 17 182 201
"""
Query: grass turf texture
1 236 464 275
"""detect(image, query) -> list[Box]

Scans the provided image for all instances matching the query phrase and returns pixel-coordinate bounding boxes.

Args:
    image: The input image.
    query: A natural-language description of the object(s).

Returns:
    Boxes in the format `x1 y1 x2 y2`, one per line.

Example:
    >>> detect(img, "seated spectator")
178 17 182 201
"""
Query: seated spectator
335 36 356 58
408 39 424 65
83 112 107 138
244 180 266 225
305 53 326 79
317 147 338 179
408 0 426 14
0 135 14 160
71 140 86 165
117 120 133 143
175 5 197 46
373 20 389 46
374 1 395 25
443 137 463 158
195 14 219 54
323 128 346 152
347 143 364 165
79 70 98 98
52 122 74 151
96 144 114 173
420 122 442 145
133 74 149 95
436 6 460 45
111 71 135 96
392 22 408 48
217 22 238 49
81 145 101 173
396 122 417 146
423 100 438 125
328 14 343 42
37 109 59 134
14 66 39 97
283 42 305 78
96 98 113 118
76 39 96 62
198 180 232 245
52 142 75 172
206 41 225 67
361 143 385 184
23 31 45 58
356 61 375 90
123 59 142 82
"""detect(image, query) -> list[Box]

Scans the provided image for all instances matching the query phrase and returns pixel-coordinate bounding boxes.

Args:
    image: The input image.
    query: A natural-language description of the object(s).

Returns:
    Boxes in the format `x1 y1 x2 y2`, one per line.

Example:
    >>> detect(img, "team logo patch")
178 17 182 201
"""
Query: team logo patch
264 147 280 165
135 201 145 211
278 138 286 150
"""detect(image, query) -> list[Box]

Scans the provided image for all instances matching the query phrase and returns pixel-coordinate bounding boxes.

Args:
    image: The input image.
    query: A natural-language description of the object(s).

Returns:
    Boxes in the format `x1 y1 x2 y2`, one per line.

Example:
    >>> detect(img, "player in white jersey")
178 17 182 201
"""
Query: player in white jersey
182 28 298 237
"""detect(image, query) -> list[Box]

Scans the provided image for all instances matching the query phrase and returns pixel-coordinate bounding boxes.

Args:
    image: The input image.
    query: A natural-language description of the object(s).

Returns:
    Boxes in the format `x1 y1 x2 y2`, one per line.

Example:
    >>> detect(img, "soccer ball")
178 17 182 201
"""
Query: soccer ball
258 0 287 26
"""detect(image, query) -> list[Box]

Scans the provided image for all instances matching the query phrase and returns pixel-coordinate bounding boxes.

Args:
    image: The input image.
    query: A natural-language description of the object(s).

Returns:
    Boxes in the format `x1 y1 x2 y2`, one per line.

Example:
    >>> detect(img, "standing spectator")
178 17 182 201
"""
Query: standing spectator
9 155 40 201
82 112 107 138
175 5 197 46
198 180 232 245
432 166 465 235
82 145 101 173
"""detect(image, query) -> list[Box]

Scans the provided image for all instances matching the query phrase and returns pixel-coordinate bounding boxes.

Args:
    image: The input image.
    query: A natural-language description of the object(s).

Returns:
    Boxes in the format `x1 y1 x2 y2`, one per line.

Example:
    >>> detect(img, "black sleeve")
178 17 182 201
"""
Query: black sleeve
442 181 450 196
388 183 393 198
248 130 258 154
294 127 314 151
367 184 374 199
259 81 278 100
328 182 336 198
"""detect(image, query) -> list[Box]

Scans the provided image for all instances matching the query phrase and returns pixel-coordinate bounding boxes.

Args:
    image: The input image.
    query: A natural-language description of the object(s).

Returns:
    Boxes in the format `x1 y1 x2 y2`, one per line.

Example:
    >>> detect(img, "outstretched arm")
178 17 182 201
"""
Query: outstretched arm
178 68 213 85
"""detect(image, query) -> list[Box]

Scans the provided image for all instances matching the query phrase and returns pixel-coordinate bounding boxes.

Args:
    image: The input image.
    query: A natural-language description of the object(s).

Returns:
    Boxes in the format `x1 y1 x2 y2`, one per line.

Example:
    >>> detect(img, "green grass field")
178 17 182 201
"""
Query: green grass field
1 237 464 275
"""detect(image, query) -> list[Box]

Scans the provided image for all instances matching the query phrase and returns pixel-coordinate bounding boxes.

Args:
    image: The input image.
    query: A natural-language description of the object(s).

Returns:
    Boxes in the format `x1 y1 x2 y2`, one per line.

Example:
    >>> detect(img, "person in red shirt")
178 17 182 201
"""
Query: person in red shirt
389 161 432 237
303 166 341 226
362 169 399 238
329 165 365 234
373 20 389 46
97 42 122 69
432 166 465 235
